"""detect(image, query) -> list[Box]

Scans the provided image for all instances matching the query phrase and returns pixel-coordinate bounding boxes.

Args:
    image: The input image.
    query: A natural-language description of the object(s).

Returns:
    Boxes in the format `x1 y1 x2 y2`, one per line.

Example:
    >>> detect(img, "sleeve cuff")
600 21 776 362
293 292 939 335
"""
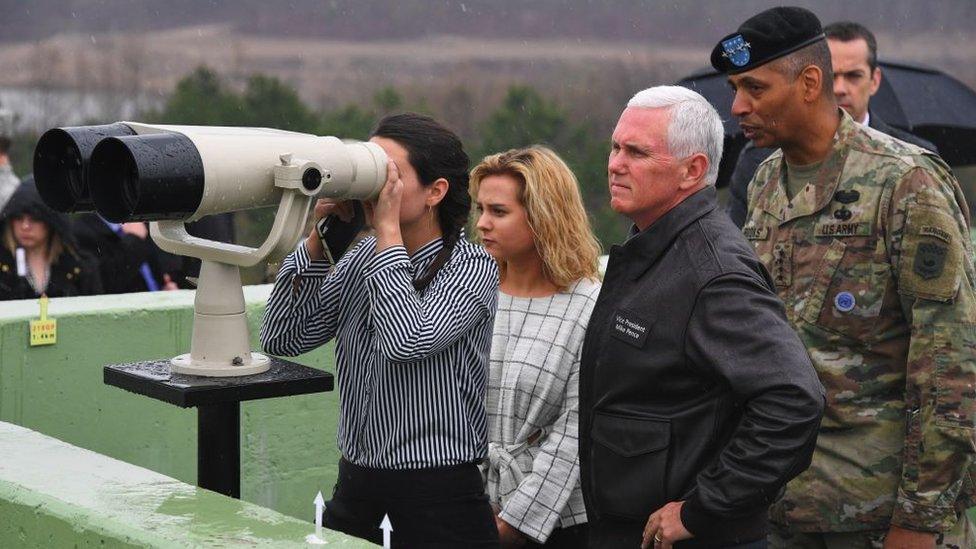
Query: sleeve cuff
363 245 410 279
293 241 333 277
497 508 548 545
891 499 957 533
679 492 718 538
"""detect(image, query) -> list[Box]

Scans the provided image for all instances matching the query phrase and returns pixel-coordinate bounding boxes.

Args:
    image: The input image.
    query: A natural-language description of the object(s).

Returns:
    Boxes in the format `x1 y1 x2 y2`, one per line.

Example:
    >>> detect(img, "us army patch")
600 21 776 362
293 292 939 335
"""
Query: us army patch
814 222 871 237
742 225 769 240
914 242 947 279
610 310 650 348
919 225 952 244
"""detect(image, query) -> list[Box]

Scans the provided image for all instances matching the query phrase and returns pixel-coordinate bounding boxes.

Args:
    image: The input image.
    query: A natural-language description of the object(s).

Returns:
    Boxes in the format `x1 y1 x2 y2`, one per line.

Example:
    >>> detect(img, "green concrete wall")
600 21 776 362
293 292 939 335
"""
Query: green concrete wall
0 421 374 547
0 285 341 523
4 252 975 538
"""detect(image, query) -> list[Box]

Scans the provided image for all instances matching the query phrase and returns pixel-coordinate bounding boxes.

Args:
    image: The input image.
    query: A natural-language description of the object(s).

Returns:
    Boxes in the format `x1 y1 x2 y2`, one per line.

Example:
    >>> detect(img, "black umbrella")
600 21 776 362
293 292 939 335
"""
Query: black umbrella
873 60 976 166
677 60 976 185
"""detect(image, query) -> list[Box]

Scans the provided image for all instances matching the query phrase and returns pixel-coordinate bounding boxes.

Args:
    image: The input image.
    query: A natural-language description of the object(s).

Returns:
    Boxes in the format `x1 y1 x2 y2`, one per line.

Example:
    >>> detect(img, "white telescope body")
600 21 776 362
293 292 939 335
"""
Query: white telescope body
34 122 387 220
33 122 389 377
89 122 387 223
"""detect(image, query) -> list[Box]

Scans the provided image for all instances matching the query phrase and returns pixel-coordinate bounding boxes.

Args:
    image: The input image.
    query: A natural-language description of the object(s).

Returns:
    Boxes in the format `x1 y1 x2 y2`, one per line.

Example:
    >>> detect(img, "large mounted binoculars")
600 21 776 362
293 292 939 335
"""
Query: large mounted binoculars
33 121 388 265
34 122 387 222
33 122 389 377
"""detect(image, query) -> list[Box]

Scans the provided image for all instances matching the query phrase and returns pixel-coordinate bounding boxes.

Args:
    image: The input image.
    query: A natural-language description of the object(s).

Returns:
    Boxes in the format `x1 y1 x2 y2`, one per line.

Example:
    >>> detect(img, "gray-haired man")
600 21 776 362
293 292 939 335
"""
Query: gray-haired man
578 85 825 549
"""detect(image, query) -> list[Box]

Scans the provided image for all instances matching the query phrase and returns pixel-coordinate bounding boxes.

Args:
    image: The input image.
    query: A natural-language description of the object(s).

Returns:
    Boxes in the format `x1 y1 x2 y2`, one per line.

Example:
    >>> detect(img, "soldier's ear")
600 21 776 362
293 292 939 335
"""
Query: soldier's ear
799 65 823 103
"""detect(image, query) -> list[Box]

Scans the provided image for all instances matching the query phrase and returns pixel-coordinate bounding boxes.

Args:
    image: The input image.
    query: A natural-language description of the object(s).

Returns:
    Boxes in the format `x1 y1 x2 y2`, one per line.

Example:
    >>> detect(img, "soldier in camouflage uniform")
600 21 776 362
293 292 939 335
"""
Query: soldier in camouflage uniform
712 7 976 549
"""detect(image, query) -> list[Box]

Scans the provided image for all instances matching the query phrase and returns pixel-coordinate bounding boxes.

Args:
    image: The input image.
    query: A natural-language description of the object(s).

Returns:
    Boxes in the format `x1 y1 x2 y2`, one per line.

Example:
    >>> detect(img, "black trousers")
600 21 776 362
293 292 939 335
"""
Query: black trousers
589 518 766 549
527 523 589 548
323 458 499 548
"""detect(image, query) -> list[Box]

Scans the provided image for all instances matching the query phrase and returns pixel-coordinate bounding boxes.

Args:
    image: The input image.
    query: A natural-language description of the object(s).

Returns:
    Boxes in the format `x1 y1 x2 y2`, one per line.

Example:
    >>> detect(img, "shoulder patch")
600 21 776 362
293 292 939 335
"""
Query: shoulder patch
913 242 948 280
898 202 962 302
919 225 952 244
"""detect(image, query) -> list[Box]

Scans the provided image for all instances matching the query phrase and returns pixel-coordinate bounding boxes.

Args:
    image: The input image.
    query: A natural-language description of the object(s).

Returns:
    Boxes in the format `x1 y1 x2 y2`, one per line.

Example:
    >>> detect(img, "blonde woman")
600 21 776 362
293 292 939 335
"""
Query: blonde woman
472 146 601 548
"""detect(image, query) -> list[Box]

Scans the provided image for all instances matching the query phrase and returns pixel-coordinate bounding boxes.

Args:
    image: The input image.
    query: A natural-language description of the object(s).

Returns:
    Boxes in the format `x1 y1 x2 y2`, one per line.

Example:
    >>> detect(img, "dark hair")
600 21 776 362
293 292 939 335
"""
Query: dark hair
825 21 878 71
0 136 10 155
370 113 471 292
772 39 834 96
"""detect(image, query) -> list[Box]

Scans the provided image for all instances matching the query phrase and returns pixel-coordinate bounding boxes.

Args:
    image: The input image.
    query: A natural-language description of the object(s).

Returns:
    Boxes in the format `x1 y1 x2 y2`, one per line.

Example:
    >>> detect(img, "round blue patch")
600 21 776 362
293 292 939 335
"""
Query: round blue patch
834 291 856 313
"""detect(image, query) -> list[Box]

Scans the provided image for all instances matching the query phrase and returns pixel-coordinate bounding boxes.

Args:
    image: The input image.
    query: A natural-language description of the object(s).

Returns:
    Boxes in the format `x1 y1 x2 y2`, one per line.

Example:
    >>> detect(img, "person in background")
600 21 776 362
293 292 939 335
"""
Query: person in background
715 6 975 547
261 113 499 547
73 214 178 293
472 146 601 548
0 136 19 212
726 20 939 228
0 177 102 300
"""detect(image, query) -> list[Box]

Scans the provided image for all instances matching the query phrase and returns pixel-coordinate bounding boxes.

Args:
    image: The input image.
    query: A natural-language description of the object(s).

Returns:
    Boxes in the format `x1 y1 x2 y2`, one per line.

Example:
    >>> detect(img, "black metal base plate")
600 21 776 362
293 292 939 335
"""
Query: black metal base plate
104 357 333 408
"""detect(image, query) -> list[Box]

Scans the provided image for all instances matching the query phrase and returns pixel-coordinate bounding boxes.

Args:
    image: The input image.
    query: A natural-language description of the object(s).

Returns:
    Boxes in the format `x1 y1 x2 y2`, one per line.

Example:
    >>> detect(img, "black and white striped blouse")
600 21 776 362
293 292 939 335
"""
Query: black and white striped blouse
261 234 499 469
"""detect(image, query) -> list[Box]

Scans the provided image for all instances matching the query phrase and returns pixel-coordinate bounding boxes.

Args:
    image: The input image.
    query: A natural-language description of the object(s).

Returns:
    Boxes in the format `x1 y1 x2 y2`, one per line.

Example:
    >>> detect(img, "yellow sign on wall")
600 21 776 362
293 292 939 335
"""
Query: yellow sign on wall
29 296 57 347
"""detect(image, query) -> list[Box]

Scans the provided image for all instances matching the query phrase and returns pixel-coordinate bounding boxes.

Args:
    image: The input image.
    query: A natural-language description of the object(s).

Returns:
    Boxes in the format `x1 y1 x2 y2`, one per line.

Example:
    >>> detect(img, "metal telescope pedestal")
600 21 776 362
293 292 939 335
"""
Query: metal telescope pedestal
104 358 332 498
103 261 332 499
96 151 368 498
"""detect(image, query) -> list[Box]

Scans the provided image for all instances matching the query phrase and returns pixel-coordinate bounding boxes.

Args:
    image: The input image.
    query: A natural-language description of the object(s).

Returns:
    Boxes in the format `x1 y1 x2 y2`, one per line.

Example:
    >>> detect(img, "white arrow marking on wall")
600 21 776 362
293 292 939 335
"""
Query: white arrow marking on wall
305 491 327 544
314 491 325 538
380 513 393 549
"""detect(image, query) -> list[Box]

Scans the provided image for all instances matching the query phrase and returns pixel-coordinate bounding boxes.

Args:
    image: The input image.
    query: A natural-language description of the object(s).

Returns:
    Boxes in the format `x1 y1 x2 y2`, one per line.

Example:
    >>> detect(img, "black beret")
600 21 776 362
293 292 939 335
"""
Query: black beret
710 6 825 75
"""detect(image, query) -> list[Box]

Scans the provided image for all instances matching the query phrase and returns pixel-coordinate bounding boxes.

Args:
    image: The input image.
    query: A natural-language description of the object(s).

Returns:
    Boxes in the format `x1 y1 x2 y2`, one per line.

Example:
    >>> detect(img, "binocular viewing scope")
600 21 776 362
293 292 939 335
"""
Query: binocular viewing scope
31 122 389 376
33 122 388 223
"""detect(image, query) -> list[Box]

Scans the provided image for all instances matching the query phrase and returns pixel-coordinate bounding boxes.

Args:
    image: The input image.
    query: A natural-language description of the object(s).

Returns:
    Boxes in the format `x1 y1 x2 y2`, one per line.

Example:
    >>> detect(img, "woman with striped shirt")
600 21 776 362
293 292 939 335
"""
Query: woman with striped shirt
472 146 602 548
261 113 500 547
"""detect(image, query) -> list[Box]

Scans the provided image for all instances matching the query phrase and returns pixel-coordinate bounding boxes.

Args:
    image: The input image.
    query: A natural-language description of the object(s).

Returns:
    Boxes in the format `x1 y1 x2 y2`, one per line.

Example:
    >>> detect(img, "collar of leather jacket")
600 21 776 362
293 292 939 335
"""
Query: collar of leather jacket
618 185 718 278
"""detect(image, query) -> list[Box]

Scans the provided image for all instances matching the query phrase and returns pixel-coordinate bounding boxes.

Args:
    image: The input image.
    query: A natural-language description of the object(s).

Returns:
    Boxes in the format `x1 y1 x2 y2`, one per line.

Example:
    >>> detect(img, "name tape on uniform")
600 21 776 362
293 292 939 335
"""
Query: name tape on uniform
814 222 871 238
743 226 770 240
919 225 952 244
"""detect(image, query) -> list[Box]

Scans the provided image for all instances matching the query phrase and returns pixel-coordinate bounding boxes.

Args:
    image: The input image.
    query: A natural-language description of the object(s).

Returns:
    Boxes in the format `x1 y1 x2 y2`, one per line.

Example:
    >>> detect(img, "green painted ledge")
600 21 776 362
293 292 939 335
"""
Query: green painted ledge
0 421 375 547
0 285 341 522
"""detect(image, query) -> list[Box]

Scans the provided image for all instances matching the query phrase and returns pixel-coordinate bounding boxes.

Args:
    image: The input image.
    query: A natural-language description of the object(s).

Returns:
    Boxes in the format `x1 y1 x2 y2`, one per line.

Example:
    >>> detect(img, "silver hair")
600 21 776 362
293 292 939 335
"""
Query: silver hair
626 85 725 186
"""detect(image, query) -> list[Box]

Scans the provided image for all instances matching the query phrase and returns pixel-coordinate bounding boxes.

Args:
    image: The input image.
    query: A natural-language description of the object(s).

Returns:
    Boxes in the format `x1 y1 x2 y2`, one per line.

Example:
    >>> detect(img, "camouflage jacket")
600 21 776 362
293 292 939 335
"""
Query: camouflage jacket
744 110 976 533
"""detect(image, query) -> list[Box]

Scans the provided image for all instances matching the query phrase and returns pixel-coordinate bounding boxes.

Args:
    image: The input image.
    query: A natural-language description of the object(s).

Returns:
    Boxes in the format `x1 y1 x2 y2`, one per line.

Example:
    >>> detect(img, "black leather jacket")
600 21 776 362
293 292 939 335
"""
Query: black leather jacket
579 186 824 548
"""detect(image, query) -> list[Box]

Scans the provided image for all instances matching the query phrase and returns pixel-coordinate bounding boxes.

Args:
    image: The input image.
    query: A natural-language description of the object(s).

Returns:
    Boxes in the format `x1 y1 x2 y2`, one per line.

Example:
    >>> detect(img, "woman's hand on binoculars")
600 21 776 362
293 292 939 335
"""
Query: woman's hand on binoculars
304 160 401 258
304 199 356 260
313 199 356 224
370 160 403 252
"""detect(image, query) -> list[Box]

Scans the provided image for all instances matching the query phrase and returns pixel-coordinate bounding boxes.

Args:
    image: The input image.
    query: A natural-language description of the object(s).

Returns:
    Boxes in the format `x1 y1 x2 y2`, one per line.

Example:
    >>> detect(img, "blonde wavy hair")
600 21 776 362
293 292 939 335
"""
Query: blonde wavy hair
470 145 601 289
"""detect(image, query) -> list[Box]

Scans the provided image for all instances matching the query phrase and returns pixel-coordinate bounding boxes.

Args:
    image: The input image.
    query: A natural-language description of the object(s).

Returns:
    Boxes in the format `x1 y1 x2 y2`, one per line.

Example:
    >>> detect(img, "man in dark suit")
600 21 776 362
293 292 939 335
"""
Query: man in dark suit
726 21 939 228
